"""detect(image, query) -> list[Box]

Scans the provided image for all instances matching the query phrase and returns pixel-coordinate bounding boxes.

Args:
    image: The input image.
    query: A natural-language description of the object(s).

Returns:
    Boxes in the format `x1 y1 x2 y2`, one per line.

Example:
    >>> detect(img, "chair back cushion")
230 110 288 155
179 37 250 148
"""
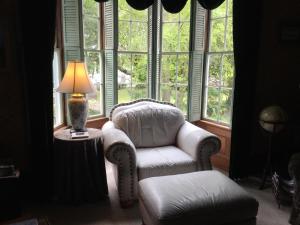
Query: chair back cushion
112 101 185 148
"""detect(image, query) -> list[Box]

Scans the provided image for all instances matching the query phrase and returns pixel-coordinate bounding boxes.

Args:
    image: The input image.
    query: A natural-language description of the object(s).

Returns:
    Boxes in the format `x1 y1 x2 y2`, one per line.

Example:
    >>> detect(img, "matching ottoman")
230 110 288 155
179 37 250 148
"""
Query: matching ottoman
138 171 259 225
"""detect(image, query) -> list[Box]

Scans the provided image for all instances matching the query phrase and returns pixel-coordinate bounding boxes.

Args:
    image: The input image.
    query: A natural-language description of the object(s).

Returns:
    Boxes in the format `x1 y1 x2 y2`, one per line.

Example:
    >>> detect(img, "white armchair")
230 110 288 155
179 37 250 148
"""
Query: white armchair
102 99 221 207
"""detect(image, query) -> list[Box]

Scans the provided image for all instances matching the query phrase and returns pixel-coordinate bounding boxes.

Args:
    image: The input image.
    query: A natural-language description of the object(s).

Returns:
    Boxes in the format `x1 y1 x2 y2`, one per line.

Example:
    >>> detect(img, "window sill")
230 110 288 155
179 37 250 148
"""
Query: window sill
195 119 231 132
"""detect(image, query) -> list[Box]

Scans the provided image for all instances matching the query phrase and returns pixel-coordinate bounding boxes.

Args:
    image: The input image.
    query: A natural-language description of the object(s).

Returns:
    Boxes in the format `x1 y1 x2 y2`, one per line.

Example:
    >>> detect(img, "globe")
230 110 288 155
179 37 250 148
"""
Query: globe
259 105 288 133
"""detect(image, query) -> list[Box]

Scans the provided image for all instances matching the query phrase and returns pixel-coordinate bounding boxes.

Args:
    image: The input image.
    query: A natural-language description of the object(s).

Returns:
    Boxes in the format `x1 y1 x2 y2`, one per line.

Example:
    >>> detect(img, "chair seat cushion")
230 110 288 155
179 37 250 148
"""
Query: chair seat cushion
138 171 258 225
136 146 197 180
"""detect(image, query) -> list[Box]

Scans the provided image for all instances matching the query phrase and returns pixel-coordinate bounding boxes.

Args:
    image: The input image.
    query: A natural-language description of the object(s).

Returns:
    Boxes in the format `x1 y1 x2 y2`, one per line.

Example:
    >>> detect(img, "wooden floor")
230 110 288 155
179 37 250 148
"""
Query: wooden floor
21 162 291 225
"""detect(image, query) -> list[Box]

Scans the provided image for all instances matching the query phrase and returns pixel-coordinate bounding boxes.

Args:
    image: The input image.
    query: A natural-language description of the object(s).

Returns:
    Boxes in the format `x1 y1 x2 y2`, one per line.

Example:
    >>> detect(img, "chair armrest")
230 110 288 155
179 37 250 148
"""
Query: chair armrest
102 122 138 206
176 121 221 170
102 122 136 166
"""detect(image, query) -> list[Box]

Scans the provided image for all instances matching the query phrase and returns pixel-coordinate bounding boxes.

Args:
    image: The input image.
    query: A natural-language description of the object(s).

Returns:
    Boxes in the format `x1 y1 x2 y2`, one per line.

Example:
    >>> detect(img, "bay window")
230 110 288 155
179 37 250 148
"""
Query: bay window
60 0 234 126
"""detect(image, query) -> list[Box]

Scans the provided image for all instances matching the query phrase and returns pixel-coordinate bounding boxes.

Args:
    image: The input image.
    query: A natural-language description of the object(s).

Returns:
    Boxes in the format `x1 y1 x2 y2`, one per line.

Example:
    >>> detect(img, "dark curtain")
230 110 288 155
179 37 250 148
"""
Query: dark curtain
95 0 225 11
18 0 57 200
229 0 262 179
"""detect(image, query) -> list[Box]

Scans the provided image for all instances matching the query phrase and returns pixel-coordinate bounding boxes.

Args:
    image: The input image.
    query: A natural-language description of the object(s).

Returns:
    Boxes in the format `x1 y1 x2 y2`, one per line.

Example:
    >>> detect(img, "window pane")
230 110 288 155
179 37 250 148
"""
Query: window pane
160 54 188 113
211 1 226 18
207 54 221 87
119 21 130 51
228 0 233 16
221 54 234 87
205 87 220 121
219 88 232 124
162 1 190 53
132 54 148 84
163 11 179 22
118 53 148 103
85 51 102 116
118 53 131 103
179 22 190 52
161 55 176 83
204 0 234 125
131 54 148 100
177 54 189 84
162 23 179 52
129 8 147 21
179 0 190 21
131 22 148 52
209 18 225 52
53 49 63 127
131 82 147 101
118 53 131 73
177 84 188 115
83 0 99 17
83 17 99 50
118 87 131 103
119 0 147 21
225 17 233 51
160 83 176 104
119 0 131 20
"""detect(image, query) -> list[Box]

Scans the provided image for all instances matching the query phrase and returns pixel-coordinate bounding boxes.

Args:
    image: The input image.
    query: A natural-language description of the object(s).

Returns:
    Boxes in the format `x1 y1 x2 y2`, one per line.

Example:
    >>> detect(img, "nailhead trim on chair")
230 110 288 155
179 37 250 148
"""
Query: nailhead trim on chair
110 146 136 202
198 137 221 170
109 98 176 120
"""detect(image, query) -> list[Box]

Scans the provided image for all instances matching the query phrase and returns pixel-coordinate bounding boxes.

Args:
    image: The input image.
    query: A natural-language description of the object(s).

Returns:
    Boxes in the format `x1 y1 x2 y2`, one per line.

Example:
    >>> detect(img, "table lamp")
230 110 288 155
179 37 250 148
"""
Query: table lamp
57 61 96 132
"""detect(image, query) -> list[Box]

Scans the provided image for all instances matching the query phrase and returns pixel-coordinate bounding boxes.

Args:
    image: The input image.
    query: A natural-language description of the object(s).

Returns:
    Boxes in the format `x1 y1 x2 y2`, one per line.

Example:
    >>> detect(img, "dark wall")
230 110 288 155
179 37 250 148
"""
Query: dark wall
0 0 27 170
250 0 300 178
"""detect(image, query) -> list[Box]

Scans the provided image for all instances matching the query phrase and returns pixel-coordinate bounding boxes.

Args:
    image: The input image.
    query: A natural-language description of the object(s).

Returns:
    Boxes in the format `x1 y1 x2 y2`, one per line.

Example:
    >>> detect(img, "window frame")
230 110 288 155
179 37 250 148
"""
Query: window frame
202 0 234 127
117 3 149 103
157 2 191 115
53 48 64 128
82 0 105 118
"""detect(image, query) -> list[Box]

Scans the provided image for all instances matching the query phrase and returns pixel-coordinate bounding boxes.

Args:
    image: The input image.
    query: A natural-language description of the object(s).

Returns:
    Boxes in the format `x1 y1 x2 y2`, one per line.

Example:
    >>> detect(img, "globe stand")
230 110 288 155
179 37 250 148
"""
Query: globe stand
259 121 284 190
260 126 275 190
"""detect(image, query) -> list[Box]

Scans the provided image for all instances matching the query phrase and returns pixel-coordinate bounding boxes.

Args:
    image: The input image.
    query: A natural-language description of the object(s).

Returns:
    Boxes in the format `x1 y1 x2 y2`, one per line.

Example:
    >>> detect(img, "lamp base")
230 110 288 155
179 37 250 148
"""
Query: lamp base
68 94 88 131
70 128 88 133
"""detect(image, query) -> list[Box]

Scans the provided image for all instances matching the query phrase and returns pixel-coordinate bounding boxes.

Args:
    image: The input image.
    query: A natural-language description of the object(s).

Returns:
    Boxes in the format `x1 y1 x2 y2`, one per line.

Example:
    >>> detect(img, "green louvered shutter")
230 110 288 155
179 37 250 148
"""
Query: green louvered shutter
148 2 160 99
155 1 162 99
104 0 118 116
62 0 83 63
188 0 207 121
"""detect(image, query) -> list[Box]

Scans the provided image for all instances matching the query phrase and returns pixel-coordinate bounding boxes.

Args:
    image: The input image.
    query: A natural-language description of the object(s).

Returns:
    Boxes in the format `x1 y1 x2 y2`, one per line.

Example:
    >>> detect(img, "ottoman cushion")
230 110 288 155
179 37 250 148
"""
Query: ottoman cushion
138 171 258 225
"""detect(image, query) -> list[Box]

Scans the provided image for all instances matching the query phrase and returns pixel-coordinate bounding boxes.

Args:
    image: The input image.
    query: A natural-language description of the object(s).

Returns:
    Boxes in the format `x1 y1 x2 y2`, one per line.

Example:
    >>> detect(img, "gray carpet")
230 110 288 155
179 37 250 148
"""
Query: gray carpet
239 177 291 225
22 163 292 225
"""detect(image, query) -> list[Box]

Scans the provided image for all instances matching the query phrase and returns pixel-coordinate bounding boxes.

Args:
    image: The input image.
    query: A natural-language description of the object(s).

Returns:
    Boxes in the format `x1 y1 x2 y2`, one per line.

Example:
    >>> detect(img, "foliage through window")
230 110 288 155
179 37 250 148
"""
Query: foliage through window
83 0 104 117
118 1 148 103
159 1 190 115
203 0 234 125
116 0 191 114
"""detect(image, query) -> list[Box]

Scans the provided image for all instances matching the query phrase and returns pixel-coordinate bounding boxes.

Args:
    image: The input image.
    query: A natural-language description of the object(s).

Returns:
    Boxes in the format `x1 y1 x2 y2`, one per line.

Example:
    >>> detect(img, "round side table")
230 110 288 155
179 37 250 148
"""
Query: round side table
53 128 108 204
